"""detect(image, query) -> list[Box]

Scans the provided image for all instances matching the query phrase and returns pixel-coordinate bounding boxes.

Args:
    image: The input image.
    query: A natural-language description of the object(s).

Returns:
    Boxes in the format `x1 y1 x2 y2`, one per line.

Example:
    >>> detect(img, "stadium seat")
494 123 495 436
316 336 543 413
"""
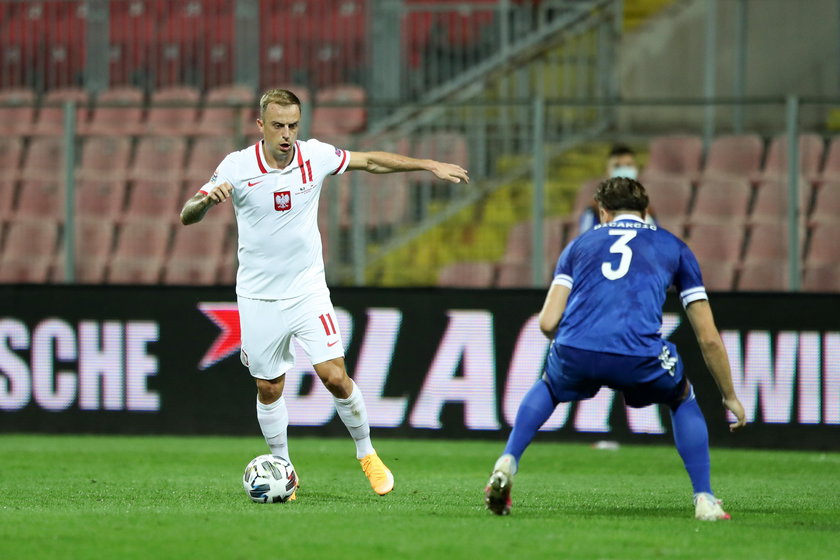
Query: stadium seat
743 223 804 262
495 262 534 288
0 87 36 135
162 258 220 285
129 136 187 181
701 134 764 180
760 133 824 182
184 136 236 183
655 216 686 239
169 221 227 261
819 136 840 182
15 179 64 221
31 87 89 136
366 173 410 227
311 84 367 137
52 220 115 283
737 260 790 292
690 178 751 224
144 85 201 136
196 84 256 137
21 136 66 180
750 178 811 223
0 137 24 181
802 263 840 292
108 219 171 283
641 177 692 220
76 178 128 221
642 134 703 181
0 179 16 222
0 219 59 282
685 222 745 262
83 86 145 136
76 136 133 180
108 257 164 284
806 222 840 265
124 180 183 221
809 181 840 224
437 261 496 287
696 260 736 291
496 219 566 287
413 131 469 169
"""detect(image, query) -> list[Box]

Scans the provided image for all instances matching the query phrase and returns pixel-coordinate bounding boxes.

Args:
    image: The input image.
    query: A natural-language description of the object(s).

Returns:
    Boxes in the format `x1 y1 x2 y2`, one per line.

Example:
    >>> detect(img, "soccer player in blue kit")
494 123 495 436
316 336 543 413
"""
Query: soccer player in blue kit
485 177 747 520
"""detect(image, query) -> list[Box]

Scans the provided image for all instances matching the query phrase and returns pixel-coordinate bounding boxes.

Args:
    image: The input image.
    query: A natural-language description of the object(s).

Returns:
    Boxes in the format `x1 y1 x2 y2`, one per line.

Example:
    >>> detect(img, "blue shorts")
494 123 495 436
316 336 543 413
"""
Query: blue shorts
543 342 686 408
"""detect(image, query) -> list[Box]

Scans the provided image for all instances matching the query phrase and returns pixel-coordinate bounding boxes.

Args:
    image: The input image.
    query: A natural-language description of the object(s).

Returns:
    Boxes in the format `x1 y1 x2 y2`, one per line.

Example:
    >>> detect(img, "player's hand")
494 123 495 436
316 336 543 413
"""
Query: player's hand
432 162 470 184
207 182 233 204
723 396 747 432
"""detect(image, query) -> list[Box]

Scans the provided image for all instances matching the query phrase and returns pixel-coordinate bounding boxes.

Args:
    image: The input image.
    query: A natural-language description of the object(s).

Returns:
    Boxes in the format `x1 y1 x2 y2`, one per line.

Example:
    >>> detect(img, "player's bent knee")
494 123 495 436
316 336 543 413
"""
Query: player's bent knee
255 376 285 403
314 359 350 395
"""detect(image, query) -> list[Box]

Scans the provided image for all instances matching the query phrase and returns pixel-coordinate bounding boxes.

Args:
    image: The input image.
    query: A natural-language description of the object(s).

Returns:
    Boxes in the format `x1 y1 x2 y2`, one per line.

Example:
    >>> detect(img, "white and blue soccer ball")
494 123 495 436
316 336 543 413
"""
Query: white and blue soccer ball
243 454 297 503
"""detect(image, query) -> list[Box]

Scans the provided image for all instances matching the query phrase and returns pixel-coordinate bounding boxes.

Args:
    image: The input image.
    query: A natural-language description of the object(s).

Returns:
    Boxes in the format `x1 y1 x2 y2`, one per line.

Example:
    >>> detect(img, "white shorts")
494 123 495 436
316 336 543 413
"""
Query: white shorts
237 291 344 380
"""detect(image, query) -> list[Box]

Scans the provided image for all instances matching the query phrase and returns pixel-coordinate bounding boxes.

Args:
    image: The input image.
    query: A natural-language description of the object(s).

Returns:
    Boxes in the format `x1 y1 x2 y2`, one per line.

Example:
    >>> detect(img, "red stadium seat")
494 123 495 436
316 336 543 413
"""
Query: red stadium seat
809 181 840 225
690 178 751 224
76 178 128 221
15 179 64 221
761 133 824 182
495 262 533 288
0 219 58 282
366 173 410 227
750 178 810 224
196 84 256 137
806 222 840 265
144 86 201 136
685 222 745 262
21 136 66 180
802 263 840 293
0 87 36 136
184 136 237 183
820 136 840 182
0 137 24 181
108 219 171 283
169 221 227 260
701 134 763 181
124 180 183 221
32 87 89 136
0 179 16 222
642 134 703 181
641 177 692 220
743 223 805 262
129 136 187 181
737 260 790 292
83 86 145 136
52 220 115 283
162 258 221 285
311 84 367 137
412 131 469 169
437 261 496 287
76 136 133 180
696 260 736 291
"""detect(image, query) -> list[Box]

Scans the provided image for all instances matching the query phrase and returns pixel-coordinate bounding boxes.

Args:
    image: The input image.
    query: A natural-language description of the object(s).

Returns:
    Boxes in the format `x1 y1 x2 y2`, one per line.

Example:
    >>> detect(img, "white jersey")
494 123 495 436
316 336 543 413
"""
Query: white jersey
200 139 350 299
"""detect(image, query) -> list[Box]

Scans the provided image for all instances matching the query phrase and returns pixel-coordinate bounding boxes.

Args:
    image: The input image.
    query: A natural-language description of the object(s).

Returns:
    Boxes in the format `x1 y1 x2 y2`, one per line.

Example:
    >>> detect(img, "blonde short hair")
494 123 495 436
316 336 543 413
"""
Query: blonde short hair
259 89 302 118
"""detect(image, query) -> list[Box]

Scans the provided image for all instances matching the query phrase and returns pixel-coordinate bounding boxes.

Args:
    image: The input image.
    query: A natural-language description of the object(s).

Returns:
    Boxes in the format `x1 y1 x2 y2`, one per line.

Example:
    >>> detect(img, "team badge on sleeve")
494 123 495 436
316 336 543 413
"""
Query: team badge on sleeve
210 170 219 184
274 190 292 211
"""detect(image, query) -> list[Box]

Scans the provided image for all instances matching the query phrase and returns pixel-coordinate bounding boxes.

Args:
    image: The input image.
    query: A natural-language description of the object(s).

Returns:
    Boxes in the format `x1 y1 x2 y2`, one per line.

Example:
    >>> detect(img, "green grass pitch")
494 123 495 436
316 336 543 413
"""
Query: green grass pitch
1 434 838 559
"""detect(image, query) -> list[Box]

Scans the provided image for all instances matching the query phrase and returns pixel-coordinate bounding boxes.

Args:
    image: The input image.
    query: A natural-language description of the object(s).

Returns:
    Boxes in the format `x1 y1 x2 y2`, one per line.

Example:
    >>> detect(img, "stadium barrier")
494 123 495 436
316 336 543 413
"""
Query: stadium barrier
1 285 838 450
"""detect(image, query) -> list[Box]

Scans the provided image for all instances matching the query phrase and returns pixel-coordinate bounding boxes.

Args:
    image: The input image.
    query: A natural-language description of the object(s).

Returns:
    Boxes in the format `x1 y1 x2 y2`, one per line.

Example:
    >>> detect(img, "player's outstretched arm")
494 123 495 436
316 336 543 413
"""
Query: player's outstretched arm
685 300 747 431
538 284 570 339
180 182 233 225
347 151 469 184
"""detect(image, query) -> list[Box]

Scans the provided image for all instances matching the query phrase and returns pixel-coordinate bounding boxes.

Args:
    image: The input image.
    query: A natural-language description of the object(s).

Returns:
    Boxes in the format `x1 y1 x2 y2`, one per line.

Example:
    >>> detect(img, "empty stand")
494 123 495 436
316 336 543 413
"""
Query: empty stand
365 173 410 228
124 180 183 221
32 87 89 135
169 221 228 260
685 222 745 262
761 133 824 181
75 178 128 221
52 220 115 283
413 131 469 169
802 263 840 292
690 178 751 224
809 181 840 224
0 219 59 282
311 84 367 137
196 84 256 137
642 134 703 180
0 137 23 182
701 134 763 180
21 136 66 180
83 86 145 136
742 223 803 262
108 220 171 283
737 261 789 292
641 177 692 220
697 260 736 291
76 136 133 180
15 179 64 221
750 178 810 223
129 136 187 181
806 222 840 265
0 87 36 135
144 85 201 136
437 261 496 288
162 259 220 285
496 219 566 287
184 136 236 183
820 136 840 182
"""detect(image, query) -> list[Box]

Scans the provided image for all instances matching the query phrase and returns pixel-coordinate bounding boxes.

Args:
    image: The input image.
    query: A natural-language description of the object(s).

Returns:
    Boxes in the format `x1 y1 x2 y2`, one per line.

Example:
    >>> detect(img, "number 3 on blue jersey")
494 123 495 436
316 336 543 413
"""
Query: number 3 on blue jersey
601 230 637 280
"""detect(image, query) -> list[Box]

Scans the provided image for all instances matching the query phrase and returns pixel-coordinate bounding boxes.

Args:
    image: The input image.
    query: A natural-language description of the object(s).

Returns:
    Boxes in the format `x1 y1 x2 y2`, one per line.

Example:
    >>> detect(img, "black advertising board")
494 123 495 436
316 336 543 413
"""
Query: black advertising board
1 285 838 450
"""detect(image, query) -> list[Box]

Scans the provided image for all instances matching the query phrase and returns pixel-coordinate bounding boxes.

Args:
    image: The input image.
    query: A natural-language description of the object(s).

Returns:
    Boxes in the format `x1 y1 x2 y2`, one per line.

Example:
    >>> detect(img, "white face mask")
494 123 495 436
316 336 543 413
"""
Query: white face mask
611 165 638 180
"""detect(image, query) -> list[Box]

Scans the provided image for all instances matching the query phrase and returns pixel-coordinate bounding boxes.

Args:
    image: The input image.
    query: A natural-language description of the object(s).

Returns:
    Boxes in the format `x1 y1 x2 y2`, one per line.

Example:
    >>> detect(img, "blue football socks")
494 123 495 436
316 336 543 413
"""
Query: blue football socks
503 379 558 466
670 387 713 495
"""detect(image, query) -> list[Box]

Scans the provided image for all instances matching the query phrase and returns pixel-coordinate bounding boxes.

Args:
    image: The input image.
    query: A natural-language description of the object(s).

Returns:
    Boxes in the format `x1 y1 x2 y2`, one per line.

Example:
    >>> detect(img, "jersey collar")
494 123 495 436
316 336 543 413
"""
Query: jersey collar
613 213 645 223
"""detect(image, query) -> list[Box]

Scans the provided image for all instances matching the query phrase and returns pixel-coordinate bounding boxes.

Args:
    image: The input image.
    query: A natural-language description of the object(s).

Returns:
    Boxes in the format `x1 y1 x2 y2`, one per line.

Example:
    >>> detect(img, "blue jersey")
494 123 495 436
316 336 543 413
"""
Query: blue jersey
552 214 707 357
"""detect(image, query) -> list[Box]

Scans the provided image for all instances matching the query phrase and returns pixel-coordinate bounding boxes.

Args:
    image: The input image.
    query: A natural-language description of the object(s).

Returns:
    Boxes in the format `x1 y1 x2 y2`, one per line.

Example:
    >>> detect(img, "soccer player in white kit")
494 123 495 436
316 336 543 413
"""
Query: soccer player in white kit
180 89 470 497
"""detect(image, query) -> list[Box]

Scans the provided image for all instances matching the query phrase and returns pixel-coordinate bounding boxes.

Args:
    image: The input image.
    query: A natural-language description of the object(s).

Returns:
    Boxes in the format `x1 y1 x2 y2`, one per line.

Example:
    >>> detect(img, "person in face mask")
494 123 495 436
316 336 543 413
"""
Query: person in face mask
579 144 657 234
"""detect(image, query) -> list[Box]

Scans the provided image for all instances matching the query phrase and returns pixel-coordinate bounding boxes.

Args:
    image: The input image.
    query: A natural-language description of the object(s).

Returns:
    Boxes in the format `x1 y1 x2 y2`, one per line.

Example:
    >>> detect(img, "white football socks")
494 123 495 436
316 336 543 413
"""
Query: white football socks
256 395 290 462
334 380 375 459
